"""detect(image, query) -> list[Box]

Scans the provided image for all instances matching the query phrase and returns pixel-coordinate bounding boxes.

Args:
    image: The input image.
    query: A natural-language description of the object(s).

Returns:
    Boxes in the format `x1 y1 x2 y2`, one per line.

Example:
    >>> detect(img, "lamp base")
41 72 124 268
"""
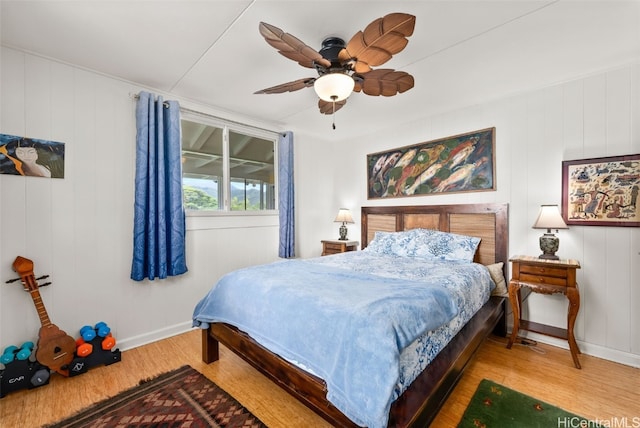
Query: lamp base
338 224 348 240
538 233 560 260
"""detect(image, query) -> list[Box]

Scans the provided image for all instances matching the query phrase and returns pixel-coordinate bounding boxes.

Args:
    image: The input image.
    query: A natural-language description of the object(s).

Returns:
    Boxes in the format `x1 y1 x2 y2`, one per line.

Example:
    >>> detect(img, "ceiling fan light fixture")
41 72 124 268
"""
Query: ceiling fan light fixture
313 73 355 102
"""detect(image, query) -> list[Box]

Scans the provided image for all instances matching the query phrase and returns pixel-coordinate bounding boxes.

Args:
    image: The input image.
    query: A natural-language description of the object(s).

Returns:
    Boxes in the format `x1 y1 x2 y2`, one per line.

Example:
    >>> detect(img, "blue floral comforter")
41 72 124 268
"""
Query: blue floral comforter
192 251 493 428
311 251 494 399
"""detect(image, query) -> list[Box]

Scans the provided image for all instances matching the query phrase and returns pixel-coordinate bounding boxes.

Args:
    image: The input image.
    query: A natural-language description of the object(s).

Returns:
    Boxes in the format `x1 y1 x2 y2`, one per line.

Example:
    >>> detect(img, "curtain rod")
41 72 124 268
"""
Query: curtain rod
179 106 280 137
130 93 169 108
130 93 280 137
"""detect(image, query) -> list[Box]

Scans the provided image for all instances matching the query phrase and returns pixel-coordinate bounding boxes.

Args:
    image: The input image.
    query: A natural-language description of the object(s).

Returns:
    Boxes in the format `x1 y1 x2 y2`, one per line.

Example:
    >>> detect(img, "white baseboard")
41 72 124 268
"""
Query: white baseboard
117 323 640 369
116 321 194 352
515 331 640 369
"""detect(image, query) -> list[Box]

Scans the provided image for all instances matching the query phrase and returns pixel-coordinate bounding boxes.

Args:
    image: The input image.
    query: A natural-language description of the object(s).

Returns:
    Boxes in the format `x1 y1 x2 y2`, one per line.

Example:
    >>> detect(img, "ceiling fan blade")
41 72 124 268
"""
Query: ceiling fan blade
259 22 332 69
358 69 414 96
338 13 415 73
318 99 347 115
254 78 316 94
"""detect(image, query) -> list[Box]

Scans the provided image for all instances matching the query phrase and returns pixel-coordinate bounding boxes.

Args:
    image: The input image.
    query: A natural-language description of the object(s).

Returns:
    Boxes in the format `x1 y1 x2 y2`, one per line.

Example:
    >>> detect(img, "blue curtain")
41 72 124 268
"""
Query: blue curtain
278 131 295 258
131 91 188 281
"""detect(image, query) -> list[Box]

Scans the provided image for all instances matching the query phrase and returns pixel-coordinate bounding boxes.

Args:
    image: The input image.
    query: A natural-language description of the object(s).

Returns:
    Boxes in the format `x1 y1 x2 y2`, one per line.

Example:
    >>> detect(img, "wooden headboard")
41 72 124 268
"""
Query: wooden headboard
361 203 508 267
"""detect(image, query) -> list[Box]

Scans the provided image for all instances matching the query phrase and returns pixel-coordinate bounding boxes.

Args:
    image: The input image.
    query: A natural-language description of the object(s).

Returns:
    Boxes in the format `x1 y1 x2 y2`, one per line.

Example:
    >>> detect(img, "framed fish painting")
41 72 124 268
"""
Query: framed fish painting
367 127 496 199
561 154 640 227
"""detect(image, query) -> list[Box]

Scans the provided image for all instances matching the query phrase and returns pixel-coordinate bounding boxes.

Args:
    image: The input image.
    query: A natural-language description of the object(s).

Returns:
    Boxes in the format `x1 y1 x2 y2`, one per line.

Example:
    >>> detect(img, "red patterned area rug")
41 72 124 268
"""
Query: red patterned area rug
45 365 267 428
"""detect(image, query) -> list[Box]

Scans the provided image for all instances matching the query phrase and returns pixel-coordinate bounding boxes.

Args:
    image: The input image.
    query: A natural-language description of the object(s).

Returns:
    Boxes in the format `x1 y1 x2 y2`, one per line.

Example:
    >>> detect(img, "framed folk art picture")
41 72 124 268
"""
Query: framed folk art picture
366 127 495 199
561 154 640 227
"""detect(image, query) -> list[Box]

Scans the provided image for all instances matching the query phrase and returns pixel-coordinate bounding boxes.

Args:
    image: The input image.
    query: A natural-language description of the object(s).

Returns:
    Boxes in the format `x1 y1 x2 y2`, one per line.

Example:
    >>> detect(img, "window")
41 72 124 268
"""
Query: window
180 114 277 212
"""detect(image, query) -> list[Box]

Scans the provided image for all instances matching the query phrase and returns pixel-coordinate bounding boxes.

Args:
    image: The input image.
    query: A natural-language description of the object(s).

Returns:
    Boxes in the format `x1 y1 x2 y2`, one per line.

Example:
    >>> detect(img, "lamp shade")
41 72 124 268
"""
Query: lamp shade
334 208 354 224
532 205 568 231
314 73 355 102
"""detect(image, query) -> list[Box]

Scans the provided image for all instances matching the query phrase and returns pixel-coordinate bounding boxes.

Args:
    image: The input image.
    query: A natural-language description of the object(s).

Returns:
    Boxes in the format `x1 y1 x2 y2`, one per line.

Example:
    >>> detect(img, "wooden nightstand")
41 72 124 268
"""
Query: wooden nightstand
321 240 358 256
506 255 582 368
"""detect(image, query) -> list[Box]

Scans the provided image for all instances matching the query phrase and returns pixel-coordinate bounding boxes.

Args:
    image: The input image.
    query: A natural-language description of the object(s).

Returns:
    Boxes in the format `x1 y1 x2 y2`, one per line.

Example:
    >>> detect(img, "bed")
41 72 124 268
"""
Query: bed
195 203 509 427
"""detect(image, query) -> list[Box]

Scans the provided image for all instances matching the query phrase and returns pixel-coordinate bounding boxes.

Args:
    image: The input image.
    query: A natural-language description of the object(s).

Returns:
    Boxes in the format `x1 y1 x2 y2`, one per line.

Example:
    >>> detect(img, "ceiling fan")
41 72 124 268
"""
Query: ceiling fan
254 13 416 127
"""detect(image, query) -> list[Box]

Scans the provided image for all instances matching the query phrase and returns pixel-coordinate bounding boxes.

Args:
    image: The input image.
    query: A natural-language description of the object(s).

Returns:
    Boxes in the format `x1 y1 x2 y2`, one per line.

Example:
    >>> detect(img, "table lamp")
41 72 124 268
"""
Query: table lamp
334 208 354 240
532 204 568 260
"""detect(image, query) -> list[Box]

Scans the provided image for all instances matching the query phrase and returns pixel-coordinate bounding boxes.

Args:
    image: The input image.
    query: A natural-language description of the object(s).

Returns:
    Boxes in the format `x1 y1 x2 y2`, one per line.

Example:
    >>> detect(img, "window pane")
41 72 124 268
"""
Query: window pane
229 130 275 211
181 119 223 210
181 117 277 212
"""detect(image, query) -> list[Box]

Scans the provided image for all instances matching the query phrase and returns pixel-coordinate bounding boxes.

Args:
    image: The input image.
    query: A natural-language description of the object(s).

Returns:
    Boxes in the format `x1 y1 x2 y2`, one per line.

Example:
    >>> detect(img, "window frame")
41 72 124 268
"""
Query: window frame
180 110 279 216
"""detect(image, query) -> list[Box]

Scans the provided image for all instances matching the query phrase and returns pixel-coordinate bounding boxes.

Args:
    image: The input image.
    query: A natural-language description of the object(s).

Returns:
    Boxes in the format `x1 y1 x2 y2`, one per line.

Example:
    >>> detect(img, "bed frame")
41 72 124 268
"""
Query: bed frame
201 203 509 427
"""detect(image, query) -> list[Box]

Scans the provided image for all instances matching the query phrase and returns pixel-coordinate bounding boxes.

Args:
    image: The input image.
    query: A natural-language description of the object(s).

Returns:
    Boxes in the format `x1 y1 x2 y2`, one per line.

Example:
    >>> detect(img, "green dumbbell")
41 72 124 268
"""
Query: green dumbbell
1 345 18 364
16 341 34 361
2 345 18 354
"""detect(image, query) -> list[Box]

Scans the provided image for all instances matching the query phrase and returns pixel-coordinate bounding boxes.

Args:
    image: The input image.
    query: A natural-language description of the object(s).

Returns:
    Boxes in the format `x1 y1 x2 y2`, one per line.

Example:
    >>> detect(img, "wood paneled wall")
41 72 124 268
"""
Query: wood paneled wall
1 46 638 369
0 47 280 350
316 62 640 368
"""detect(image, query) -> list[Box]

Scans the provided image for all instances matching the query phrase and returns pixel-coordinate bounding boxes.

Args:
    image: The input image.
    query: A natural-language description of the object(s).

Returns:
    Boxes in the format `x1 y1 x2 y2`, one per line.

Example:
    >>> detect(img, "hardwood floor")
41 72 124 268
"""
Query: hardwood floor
1 329 638 427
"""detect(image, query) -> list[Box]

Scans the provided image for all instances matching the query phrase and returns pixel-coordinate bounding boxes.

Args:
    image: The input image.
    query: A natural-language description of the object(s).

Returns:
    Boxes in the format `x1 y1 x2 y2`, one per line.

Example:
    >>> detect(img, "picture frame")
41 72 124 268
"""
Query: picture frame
366 127 495 199
561 154 640 227
0 133 65 178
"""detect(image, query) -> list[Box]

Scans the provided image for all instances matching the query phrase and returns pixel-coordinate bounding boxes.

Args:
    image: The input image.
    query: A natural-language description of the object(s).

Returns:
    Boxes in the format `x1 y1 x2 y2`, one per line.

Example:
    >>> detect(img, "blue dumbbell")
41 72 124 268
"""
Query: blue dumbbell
95 322 111 338
1 345 18 364
16 341 34 361
80 325 97 341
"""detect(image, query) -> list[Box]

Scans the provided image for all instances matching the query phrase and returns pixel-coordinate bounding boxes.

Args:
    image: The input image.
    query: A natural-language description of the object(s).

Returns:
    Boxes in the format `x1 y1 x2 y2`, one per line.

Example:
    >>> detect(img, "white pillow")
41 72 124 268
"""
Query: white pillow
486 262 508 296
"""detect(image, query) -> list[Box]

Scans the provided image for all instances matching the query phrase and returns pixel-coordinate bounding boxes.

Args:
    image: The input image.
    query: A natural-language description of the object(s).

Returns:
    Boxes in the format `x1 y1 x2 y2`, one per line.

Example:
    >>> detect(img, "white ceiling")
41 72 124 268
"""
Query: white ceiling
2 1 639 140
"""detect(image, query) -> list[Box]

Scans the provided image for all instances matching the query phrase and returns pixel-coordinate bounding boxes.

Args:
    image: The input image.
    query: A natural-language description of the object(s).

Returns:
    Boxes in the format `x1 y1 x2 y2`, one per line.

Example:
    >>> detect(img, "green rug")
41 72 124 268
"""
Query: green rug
457 379 598 428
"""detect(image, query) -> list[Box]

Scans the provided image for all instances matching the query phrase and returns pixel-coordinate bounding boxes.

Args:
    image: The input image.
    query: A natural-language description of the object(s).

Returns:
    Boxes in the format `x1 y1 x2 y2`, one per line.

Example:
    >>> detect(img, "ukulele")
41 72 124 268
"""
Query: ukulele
11 256 75 376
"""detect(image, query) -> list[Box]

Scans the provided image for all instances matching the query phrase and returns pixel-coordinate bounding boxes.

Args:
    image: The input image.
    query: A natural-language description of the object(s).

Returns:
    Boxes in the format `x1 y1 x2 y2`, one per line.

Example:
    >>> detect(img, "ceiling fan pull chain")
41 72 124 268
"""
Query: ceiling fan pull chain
332 96 337 130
